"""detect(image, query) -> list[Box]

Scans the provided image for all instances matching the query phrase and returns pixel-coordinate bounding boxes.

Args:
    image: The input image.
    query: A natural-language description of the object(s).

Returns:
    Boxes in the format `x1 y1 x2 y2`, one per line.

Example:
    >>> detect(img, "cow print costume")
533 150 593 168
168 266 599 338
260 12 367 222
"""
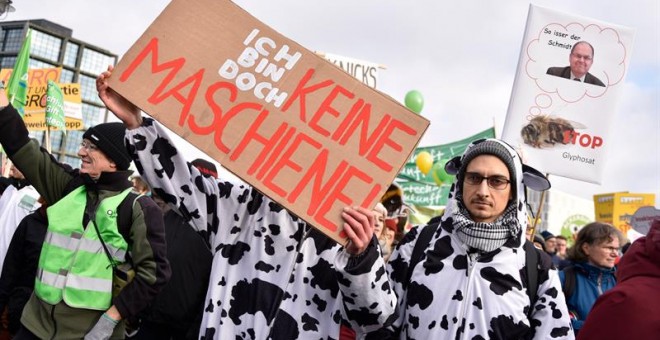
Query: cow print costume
126 119 396 339
378 139 574 339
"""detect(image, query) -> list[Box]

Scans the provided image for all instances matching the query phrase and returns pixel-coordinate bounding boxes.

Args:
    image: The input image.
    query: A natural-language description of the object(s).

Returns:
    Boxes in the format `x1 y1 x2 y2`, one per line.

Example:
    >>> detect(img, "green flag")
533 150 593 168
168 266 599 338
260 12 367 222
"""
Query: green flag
45 80 66 133
6 29 31 117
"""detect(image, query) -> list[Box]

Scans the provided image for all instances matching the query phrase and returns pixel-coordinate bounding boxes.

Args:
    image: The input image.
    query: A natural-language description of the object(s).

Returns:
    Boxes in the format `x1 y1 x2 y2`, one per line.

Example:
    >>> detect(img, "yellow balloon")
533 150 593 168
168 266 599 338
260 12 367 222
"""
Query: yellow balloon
416 151 433 175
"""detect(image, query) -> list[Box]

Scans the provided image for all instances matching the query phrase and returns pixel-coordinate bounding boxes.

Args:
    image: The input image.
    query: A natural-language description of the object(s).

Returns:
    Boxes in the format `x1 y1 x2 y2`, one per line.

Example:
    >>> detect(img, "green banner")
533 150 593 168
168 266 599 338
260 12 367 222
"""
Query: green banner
45 80 66 133
397 127 496 206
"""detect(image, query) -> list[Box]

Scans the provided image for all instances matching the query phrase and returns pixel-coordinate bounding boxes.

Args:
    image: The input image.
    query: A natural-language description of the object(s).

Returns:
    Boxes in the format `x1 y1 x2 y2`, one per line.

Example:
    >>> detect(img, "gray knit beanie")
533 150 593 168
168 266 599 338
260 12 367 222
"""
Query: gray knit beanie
457 139 517 195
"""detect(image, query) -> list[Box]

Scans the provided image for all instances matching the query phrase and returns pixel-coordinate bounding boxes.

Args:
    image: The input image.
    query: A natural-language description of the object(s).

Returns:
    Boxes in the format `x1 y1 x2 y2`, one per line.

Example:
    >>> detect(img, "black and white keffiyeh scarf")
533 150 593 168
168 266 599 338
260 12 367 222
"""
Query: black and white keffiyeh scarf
454 202 521 253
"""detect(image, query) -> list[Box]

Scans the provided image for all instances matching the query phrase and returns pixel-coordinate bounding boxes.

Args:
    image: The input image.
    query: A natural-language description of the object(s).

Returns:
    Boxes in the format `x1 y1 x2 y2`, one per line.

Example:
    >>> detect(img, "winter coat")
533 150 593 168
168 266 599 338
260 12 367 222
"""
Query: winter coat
0 104 171 339
559 262 616 334
0 206 47 334
125 118 396 339
136 209 213 337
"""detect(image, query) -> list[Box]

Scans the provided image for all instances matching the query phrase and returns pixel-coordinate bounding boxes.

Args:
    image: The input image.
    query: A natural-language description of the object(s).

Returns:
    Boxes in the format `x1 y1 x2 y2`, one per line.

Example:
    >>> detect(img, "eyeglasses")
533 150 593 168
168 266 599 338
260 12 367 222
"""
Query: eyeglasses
600 245 621 254
80 140 99 152
464 172 510 190
571 53 593 61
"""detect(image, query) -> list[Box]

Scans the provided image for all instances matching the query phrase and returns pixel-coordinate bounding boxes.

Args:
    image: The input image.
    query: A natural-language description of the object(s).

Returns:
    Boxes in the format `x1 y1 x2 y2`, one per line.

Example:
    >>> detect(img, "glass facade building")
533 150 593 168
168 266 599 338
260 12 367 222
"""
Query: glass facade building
0 19 117 168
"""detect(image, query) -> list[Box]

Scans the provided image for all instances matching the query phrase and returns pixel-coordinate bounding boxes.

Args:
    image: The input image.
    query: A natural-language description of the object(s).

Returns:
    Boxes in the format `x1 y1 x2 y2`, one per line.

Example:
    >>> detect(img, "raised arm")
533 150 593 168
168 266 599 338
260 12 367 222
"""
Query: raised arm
0 87 74 204
96 67 224 246
334 206 397 335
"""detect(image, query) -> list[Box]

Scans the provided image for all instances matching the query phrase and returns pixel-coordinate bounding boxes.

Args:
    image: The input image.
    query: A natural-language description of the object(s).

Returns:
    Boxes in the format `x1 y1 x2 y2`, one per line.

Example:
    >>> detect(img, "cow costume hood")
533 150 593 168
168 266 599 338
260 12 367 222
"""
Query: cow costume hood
441 138 550 249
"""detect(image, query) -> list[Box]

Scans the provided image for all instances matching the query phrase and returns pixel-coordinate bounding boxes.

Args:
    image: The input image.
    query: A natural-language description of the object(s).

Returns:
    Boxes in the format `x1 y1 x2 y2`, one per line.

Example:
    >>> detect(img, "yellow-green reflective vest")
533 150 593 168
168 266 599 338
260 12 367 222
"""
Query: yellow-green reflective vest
35 186 132 310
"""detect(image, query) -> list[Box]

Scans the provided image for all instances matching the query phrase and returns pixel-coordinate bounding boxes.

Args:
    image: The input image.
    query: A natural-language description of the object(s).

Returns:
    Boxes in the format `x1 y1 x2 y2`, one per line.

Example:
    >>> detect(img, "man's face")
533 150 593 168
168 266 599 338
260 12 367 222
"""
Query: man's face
545 237 557 253
569 43 594 78
556 238 567 255
78 139 117 179
462 155 512 223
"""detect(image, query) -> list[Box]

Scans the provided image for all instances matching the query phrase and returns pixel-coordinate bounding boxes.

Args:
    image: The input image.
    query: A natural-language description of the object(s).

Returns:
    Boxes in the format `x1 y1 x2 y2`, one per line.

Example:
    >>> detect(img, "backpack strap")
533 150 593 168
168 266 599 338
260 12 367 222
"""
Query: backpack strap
84 190 140 270
405 222 440 287
116 191 141 246
523 240 539 312
561 265 576 301
523 240 554 320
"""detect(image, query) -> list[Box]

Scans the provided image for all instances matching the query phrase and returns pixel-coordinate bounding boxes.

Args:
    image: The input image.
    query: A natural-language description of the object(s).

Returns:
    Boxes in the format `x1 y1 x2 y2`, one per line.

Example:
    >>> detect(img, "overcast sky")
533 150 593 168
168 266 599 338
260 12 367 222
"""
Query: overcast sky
8 0 659 206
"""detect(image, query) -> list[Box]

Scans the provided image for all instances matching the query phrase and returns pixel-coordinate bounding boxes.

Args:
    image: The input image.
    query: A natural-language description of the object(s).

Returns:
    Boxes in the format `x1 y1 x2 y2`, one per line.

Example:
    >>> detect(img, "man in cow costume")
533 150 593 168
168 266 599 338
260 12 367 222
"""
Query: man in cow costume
372 139 574 339
96 68 395 339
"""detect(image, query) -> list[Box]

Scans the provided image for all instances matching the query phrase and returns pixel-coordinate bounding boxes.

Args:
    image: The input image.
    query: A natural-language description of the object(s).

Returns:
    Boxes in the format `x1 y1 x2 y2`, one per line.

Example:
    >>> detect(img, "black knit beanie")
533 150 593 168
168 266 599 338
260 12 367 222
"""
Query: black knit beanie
82 122 131 171
457 140 517 195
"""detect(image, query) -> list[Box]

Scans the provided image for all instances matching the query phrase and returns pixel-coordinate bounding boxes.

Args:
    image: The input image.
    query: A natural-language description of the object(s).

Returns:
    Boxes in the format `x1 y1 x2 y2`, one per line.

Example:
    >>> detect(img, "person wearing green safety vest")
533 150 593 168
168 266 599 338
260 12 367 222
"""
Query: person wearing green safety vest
0 81 171 340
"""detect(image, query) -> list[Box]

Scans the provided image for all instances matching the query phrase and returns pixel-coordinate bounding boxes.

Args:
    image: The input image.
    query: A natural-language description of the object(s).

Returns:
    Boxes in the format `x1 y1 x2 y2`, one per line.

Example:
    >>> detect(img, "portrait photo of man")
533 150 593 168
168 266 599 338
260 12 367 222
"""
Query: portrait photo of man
547 41 606 87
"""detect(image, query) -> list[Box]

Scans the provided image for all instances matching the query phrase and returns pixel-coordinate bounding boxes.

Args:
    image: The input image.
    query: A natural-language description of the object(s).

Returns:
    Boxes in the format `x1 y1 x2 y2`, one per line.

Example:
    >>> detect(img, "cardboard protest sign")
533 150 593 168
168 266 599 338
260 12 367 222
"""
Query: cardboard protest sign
108 0 429 244
502 5 635 184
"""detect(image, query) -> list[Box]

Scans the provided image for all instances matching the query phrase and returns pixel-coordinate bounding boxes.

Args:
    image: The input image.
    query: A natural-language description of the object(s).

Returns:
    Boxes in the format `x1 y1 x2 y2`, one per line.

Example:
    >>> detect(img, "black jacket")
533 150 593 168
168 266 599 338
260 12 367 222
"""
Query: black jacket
138 209 212 336
0 177 29 194
0 206 48 334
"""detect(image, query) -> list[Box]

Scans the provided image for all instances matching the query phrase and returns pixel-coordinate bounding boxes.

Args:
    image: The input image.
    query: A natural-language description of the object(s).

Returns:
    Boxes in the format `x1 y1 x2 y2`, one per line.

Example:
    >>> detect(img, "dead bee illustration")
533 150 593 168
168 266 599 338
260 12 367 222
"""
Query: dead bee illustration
521 116 586 149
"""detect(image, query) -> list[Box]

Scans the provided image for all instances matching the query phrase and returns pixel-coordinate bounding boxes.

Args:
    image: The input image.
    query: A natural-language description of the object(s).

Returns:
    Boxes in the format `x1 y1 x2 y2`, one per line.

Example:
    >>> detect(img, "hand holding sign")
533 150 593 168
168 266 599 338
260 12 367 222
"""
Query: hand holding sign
341 206 376 255
97 66 142 129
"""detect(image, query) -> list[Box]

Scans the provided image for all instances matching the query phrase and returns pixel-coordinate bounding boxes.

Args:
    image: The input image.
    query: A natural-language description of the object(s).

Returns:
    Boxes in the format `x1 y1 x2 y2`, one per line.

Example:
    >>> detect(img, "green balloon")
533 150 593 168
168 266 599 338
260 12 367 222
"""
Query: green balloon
430 159 453 186
404 90 424 114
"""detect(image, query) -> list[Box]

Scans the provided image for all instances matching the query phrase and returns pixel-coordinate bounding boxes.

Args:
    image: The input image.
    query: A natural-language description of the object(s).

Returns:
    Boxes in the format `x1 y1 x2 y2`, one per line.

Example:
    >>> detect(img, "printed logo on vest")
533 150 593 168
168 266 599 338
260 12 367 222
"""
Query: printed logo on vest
106 209 117 218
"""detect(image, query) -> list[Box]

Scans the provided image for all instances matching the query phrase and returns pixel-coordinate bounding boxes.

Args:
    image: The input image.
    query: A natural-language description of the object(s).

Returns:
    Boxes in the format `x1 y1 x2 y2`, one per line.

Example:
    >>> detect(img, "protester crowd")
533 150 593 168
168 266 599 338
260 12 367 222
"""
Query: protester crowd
0 67 657 340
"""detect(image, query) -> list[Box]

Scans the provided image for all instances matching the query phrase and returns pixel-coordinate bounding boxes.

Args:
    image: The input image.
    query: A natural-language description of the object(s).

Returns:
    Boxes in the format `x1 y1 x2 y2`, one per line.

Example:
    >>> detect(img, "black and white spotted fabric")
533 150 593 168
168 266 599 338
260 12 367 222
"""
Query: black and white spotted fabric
383 139 574 339
125 119 395 339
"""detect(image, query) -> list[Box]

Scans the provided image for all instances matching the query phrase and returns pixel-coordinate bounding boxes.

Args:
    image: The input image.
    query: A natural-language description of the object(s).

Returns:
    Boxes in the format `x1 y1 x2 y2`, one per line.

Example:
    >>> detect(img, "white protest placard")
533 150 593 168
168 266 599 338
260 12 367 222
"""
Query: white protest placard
502 5 635 183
